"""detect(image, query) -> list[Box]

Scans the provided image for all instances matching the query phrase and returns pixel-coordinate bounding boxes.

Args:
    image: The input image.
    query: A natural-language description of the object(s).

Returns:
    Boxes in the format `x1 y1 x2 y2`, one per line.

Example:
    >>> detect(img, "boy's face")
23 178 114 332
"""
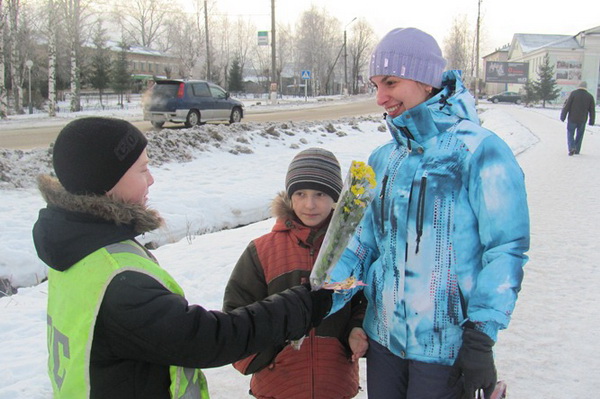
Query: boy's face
107 149 154 205
370 75 432 118
291 189 334 227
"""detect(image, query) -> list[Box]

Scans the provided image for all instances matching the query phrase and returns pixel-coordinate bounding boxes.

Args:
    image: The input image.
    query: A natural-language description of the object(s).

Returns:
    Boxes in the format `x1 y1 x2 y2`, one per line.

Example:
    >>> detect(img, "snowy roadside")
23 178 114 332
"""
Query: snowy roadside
0 93 367 131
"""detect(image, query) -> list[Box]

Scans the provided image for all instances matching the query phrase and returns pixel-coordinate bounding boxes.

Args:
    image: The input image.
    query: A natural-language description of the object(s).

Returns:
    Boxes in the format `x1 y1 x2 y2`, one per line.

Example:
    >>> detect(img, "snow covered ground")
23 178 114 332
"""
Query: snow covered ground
1 98 599 398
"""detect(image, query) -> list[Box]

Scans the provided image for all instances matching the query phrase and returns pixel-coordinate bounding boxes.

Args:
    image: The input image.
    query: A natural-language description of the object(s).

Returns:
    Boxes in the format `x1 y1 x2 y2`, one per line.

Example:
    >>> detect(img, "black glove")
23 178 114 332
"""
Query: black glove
302 283 333 328
448 327 497 399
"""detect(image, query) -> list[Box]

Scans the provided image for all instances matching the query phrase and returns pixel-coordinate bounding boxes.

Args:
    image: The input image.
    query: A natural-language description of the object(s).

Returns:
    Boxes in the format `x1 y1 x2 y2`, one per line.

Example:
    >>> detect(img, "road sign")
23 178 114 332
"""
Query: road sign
301 70 311 80
258 31 269 46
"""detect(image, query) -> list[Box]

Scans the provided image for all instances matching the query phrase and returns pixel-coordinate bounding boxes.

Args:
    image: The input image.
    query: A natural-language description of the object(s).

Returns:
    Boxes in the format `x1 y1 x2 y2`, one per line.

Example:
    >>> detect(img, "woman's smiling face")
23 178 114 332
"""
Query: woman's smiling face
370 75 432 118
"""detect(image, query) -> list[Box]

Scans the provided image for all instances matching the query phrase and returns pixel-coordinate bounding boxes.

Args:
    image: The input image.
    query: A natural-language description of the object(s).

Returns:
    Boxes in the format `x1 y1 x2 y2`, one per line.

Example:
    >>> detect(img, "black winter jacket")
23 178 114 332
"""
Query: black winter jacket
33 175 316 399
561 88 596 125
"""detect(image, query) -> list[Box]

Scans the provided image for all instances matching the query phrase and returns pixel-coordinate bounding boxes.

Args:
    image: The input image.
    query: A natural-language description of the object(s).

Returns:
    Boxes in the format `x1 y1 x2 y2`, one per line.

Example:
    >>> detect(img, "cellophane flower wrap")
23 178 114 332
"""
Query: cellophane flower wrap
309 160 377 290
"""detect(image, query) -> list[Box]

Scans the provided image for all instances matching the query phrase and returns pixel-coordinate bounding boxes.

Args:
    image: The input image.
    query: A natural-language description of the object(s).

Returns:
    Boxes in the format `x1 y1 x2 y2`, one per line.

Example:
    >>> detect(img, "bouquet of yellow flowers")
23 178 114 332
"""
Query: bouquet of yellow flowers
291 161 376 350
309 160 377 290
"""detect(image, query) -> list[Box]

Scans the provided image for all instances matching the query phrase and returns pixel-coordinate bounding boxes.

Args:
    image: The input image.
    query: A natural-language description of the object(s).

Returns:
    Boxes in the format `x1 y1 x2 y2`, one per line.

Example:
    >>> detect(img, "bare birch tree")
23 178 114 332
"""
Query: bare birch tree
444 15 473 86
58 0 83 112
46 0 58 116
7 0 22 113
0 0 7 117
296 6 340 95
347 18 376 94
230 17 256 84
163 14 202 79
112 0 173 48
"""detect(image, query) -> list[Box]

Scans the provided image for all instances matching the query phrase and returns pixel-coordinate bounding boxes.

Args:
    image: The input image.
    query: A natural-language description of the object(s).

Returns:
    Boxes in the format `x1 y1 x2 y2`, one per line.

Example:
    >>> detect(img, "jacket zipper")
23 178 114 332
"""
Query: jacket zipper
415 172 427 254
379 174 389 235
399 126 414 153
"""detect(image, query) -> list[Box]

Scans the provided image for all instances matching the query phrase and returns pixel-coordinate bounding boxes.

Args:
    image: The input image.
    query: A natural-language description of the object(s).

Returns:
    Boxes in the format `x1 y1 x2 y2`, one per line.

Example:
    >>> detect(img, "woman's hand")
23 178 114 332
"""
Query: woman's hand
348 327 368 362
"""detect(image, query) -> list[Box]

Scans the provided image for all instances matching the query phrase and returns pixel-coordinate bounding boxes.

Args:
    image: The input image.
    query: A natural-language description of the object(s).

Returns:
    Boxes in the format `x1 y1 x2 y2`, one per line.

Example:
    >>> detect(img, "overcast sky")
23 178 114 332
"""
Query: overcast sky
194 0 598 56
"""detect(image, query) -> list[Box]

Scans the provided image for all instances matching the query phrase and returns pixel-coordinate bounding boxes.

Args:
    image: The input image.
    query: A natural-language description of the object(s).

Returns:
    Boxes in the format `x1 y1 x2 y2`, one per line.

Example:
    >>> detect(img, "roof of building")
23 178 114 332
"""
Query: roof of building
512 33 581 53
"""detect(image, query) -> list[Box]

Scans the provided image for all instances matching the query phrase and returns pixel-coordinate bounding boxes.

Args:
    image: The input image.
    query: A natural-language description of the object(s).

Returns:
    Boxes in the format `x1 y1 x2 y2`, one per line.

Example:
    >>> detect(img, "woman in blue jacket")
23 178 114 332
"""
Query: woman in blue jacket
328 28 530 399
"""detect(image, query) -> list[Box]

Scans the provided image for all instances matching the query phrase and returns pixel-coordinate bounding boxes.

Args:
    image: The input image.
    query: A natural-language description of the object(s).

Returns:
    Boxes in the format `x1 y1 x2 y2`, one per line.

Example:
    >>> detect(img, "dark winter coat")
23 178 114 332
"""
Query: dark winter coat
223 192 365 399
561 88 596 125
32 175 316 399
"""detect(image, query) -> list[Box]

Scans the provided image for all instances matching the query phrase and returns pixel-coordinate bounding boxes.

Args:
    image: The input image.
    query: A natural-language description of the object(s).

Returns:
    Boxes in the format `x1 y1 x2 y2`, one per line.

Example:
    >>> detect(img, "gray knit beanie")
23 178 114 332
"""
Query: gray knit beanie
53 117 148 195
285 148 343 202
369 27 447 88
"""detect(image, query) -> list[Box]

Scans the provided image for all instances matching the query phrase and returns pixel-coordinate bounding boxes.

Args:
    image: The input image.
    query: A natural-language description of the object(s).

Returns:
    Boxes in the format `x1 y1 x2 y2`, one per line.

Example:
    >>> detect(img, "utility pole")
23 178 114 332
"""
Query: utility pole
343 17 357 96
474 0 482 105
204 0 211 80
270 0 277 103
26 60 33 114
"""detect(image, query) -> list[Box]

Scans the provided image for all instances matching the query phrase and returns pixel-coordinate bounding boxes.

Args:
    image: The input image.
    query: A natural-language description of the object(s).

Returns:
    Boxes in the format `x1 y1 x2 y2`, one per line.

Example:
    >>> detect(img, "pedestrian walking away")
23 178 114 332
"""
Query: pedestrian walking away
560 81 596 155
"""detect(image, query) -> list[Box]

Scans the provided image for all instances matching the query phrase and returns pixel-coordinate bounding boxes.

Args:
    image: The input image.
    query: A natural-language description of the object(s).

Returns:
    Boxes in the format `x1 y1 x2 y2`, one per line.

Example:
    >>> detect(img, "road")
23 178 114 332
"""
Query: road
0 97 381 150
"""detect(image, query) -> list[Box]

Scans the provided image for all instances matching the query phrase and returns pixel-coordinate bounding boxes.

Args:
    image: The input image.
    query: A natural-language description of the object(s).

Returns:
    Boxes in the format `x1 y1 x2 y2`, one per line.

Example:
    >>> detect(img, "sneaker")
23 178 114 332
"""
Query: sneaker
569 149 575 156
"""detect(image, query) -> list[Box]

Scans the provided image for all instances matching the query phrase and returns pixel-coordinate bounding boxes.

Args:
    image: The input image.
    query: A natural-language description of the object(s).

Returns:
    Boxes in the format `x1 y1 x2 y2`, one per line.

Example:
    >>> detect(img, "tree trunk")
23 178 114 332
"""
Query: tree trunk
0 1 8 118
68 0 81 112
70 49 80 112
47 0 57 117
9 0 22 114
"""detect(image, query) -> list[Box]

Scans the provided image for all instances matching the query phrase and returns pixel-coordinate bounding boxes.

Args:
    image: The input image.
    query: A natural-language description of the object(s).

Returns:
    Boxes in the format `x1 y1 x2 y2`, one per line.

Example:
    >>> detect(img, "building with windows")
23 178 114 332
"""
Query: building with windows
483 25 600 103
105 42 182 92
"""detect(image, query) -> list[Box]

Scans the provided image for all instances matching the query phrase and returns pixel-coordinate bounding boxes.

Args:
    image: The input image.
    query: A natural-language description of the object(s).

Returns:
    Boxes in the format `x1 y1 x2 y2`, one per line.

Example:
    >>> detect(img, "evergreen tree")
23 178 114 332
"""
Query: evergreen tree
228 58 244 93
89 22 112 109
522 79 539 107
111 43 132 108
533 54 560 108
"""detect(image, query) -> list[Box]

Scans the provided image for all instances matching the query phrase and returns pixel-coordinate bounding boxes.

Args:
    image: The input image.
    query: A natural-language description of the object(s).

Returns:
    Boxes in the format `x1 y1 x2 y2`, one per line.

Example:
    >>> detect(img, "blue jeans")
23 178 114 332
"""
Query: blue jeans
567 121 586 154
366 338 460 399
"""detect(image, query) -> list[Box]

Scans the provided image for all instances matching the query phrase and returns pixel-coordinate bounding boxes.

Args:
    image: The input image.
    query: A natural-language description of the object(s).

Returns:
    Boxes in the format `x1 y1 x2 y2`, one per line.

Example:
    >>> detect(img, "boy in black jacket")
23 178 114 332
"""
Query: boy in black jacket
33 117 331 398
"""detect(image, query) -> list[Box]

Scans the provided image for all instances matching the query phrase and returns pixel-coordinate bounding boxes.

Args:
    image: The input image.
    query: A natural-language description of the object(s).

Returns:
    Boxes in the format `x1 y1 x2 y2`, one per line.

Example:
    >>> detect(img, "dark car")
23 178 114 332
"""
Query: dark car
143 79 244 128
487 91 523 104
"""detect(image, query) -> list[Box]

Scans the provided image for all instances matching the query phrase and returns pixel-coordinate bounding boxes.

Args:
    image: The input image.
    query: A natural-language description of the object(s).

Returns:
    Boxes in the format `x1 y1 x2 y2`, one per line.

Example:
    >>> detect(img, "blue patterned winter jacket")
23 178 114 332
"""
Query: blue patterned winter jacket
329 70 530 366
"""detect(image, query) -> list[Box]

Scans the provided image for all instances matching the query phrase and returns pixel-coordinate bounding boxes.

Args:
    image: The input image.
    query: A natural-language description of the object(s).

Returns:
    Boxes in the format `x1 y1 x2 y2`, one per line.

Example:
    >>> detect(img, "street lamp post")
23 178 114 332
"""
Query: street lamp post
343 17 357 96
26 60 33 114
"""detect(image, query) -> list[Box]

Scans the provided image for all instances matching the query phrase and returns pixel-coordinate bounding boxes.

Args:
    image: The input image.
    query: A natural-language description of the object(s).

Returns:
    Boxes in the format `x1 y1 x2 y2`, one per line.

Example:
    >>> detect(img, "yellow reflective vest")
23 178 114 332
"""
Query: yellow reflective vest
46 239 209 398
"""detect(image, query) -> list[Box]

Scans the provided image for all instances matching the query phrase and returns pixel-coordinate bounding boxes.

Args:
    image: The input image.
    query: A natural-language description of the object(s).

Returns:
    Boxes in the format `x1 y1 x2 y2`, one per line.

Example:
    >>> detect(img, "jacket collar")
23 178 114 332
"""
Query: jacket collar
33 175 163 271
386 70 480 150
37 175 162 234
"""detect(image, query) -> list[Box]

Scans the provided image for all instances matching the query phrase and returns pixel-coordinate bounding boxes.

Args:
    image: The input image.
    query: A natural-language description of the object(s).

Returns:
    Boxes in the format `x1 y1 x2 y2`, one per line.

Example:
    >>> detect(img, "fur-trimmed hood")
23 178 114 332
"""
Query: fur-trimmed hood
268 191 332 247
270 191 296 221
32 175 163 271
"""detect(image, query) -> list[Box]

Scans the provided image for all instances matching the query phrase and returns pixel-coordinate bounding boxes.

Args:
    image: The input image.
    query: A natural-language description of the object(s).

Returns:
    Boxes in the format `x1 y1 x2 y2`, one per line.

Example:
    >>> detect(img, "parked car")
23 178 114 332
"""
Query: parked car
487 91 523 104
143 79 244 128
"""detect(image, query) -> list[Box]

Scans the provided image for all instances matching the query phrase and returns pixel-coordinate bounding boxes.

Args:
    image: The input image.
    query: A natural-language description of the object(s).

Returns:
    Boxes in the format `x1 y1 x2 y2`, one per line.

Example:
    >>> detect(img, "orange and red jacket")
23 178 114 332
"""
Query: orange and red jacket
223 193 366 399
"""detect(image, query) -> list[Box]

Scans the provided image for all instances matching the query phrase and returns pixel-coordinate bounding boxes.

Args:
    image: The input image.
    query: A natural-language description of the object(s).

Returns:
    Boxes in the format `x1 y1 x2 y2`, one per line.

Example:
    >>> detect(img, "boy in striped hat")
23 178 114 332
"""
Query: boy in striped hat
223 148 368 399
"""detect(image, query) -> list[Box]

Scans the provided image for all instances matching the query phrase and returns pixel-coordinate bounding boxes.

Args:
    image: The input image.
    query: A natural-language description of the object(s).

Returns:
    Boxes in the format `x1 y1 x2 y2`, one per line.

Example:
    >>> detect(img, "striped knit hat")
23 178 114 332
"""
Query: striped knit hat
285 148 343 202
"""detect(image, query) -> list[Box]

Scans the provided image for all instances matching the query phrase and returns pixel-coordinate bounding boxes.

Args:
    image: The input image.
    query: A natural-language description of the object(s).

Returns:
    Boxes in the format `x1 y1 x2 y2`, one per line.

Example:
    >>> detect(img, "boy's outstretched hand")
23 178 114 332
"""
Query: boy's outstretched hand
349 327 368 362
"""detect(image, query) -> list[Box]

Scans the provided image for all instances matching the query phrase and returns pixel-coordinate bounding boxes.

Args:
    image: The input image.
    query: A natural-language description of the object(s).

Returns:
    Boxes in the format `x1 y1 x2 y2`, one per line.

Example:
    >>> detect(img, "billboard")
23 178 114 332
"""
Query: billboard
485 61 529 84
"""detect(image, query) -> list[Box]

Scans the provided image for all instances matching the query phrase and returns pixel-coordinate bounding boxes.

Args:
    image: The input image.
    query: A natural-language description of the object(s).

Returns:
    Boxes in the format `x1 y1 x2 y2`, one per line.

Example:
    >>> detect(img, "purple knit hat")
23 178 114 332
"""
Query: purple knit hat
369 27 447 88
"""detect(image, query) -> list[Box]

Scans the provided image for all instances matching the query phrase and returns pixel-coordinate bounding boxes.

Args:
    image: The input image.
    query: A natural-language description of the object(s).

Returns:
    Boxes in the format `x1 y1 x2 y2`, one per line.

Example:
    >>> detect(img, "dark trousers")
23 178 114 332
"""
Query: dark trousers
567 121 586 154
366 338 459 399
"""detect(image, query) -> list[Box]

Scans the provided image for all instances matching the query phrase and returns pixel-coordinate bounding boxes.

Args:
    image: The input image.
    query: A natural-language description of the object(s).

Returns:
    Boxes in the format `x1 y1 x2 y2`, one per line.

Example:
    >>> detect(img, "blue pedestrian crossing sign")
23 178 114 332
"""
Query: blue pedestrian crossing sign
301 70 311 80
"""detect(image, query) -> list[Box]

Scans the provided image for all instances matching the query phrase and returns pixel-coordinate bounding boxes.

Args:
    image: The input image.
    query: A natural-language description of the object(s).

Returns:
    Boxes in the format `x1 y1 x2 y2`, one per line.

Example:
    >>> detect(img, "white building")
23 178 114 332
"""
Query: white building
484 25 600 103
